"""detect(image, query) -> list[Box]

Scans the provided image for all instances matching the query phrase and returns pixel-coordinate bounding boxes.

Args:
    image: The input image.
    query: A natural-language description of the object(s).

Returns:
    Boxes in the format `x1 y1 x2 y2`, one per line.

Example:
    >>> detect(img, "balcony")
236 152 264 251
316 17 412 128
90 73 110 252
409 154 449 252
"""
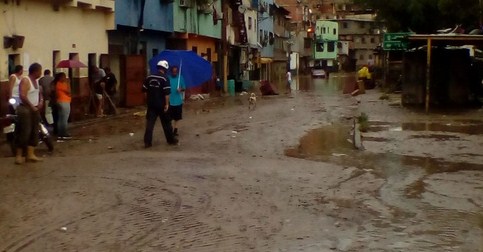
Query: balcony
53 0 114 12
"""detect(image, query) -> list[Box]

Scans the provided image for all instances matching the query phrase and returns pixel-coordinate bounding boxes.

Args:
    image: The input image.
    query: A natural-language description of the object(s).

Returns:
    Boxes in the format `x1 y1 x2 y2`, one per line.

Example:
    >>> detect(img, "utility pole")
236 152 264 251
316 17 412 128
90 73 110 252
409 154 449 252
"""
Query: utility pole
220 0 228 92
480 0 483 28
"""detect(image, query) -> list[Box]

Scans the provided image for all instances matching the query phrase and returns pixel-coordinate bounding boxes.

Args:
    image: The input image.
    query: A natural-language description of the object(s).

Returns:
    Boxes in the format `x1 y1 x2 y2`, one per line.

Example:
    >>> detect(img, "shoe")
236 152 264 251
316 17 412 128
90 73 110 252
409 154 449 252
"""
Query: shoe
60 135 72 140
26 146 43 162
168 138 179 145
15 148 24 165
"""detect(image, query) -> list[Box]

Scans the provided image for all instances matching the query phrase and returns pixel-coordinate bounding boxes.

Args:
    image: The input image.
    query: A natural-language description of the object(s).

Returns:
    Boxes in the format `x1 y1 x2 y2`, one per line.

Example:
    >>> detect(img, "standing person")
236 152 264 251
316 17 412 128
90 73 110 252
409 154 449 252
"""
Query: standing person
167 66 186 136
38 69 54 125
286 70 292 94
102 67 118 114
143 60 178 148
92 66 106 117
15 63 44 164
8 65 23 112
54 72 72 139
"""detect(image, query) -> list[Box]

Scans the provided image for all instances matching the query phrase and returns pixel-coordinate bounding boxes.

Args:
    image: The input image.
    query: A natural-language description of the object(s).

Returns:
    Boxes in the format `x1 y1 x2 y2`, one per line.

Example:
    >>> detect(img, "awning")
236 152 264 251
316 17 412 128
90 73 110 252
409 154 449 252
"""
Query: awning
259 57 273 64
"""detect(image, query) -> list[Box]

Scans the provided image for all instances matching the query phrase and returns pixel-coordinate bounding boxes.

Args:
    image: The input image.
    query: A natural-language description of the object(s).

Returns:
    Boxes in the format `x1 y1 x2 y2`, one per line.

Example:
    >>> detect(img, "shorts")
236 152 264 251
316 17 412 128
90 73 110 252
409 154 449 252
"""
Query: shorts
170 105 183 121
96 93 103 100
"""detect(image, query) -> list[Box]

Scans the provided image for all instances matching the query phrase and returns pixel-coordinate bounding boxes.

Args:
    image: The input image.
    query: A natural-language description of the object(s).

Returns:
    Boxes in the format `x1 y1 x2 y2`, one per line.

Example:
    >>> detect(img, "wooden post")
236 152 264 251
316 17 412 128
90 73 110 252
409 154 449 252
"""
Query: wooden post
425 38 432 113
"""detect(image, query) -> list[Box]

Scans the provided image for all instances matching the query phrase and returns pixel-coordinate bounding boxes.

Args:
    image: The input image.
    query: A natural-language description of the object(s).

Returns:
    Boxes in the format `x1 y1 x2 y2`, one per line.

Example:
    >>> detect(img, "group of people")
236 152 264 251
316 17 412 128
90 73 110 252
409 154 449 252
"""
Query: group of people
142 60 186 148
7 60 183 164
8 63 50 164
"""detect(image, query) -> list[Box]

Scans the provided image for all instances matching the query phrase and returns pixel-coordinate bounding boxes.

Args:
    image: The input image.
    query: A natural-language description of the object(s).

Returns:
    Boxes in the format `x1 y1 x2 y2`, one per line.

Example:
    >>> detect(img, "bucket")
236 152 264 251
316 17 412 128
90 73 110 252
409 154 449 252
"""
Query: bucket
228 79 235 96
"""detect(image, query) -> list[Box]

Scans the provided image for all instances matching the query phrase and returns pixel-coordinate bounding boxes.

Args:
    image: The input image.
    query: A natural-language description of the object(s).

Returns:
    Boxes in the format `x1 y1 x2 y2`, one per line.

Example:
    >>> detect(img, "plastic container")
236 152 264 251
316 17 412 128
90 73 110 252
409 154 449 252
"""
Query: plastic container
228 79 235 96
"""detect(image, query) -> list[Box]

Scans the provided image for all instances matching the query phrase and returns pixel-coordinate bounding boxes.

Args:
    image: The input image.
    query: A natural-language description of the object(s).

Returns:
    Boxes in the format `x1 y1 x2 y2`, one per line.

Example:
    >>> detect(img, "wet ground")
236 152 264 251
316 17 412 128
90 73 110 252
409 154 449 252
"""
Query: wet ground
0 73 482 251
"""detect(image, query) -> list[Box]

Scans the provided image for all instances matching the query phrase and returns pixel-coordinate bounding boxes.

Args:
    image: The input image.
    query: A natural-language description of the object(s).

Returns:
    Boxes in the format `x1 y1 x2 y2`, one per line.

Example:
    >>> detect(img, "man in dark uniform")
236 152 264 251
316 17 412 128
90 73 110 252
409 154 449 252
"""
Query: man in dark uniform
143 60 178 148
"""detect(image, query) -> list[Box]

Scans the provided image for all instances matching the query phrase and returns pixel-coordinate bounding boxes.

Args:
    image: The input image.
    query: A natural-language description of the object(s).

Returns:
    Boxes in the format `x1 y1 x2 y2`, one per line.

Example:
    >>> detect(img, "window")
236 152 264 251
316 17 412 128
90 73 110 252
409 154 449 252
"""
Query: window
370 37 375 43
152 48 159 57
316 42 324 52
361 37 366 44
192 46 198 53
248 17 252 30
343 22 348 29
304 38 311 48
337 42 343 49
359 22 365 28
359 54 364 60
327 42 335 52
8 54 20 75
207 48 212 62
368 54 373 60
333 28 336 35
323 27 326 34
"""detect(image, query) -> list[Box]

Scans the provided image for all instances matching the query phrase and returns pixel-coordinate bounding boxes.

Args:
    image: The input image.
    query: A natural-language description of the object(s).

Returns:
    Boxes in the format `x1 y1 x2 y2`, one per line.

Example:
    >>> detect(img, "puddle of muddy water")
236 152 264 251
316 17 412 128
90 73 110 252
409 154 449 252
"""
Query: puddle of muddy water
286 123 483 175
287 123 483 247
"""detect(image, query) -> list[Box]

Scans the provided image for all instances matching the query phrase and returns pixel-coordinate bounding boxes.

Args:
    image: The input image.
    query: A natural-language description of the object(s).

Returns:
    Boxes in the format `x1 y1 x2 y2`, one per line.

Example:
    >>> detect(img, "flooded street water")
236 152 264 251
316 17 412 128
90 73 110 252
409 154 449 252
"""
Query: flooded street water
285 74 483 251
1 73 481 251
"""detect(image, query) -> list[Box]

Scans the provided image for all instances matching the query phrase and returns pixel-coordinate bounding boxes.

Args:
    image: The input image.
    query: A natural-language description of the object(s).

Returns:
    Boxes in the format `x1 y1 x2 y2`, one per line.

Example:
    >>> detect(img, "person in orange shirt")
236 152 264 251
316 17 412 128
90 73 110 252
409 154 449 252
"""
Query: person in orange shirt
54 72 72 139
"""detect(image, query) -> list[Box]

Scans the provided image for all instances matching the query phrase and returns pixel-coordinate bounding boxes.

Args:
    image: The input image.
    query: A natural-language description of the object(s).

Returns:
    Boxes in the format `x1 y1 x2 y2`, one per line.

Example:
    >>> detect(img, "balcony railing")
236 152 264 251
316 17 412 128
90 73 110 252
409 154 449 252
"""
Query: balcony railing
52 0 114 12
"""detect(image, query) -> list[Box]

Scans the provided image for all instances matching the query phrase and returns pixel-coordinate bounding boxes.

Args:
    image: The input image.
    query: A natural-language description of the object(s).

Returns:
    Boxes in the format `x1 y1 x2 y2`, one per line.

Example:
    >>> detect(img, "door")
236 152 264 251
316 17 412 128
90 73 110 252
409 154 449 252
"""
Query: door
120 55 146 107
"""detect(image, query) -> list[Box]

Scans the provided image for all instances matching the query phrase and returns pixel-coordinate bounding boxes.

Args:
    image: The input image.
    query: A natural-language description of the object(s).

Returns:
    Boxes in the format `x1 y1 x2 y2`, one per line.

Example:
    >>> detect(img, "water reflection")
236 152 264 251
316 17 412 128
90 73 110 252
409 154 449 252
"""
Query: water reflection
285 123 483 174
368 121 483 135
294 74 357 96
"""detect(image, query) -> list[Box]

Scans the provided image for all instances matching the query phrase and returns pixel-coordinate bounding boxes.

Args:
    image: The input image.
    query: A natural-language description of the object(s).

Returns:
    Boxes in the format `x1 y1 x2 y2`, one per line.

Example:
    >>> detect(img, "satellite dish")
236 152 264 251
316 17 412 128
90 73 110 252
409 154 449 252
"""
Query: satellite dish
238 5 247 14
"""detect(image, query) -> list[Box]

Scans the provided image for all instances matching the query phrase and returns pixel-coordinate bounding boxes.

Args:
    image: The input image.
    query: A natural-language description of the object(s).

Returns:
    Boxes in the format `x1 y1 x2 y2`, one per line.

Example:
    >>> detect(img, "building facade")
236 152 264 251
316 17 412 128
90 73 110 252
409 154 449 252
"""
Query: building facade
1 0 114 117
337 17 382 70
314 20 338 64
168 0 222 94
271 3 290 87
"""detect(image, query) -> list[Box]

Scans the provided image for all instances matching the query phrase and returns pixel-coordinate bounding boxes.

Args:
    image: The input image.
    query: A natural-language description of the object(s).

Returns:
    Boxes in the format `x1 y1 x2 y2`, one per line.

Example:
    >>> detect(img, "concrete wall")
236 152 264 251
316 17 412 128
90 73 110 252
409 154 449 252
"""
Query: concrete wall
1 0 113 81
172 0 221 39
115 0 173 32
245 9 259 47
316 20 338 41
259 0 274 58
403 49 477 106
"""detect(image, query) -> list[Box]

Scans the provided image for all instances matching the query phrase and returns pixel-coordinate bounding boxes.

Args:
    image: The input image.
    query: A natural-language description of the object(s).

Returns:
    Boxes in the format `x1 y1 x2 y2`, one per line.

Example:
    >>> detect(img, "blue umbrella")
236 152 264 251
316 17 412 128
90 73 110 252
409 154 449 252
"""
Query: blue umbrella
149 50 213 88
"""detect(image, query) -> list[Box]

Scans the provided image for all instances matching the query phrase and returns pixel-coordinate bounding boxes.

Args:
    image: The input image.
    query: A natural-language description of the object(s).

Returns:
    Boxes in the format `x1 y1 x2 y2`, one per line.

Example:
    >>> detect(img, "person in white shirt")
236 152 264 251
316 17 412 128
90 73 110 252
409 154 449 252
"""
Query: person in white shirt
15 63 44 164
286 70 292 94
8 65 23 111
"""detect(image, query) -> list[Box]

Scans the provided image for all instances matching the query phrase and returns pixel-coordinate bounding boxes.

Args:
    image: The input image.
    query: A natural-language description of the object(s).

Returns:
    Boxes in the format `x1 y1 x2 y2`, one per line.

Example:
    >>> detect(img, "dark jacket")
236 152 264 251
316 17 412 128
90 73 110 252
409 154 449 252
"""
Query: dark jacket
142 73 171 110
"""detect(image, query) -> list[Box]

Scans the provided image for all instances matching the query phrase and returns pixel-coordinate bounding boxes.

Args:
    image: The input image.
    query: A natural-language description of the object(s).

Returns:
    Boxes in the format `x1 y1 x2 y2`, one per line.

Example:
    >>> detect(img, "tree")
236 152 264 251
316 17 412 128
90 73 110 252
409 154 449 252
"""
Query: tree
354 0 481 33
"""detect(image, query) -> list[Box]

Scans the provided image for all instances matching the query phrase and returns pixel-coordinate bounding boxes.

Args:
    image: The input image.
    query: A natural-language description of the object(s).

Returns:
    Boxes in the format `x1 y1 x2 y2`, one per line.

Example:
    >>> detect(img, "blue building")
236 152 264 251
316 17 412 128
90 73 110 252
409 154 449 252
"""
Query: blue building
108 0 174 106
257 0 275 81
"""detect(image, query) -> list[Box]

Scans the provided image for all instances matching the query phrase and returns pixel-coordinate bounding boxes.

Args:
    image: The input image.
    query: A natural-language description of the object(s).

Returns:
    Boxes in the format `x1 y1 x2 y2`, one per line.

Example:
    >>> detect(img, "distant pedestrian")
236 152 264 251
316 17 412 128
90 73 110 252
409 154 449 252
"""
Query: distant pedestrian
54 72 72 139
92 66 106 117
168 66 186 136
15 63 43 164
8 65 23 112
286 70 292 94
143 60 178 148
102 67 118 114
39 69 55 125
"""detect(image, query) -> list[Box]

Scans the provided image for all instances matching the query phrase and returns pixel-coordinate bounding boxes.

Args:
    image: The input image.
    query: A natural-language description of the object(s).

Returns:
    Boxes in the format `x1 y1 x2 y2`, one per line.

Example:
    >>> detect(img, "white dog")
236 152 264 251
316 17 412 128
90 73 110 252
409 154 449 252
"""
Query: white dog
248 93 257 110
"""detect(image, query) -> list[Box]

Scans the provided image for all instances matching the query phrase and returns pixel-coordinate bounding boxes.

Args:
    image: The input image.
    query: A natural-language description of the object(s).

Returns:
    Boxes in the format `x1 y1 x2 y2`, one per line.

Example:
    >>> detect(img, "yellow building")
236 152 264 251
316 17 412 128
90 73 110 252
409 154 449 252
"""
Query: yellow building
1 0 114 117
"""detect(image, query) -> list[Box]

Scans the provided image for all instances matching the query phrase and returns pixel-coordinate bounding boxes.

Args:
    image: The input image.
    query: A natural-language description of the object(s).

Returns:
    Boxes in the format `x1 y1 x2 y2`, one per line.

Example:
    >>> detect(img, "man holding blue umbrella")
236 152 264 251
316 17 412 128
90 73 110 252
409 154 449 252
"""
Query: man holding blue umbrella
142 60 178 148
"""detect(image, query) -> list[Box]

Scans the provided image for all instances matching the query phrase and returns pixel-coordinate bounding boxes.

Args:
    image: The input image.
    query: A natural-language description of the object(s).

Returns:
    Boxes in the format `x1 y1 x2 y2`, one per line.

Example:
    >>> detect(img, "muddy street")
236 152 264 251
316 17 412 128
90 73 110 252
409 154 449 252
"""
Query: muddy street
1 74 482 251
